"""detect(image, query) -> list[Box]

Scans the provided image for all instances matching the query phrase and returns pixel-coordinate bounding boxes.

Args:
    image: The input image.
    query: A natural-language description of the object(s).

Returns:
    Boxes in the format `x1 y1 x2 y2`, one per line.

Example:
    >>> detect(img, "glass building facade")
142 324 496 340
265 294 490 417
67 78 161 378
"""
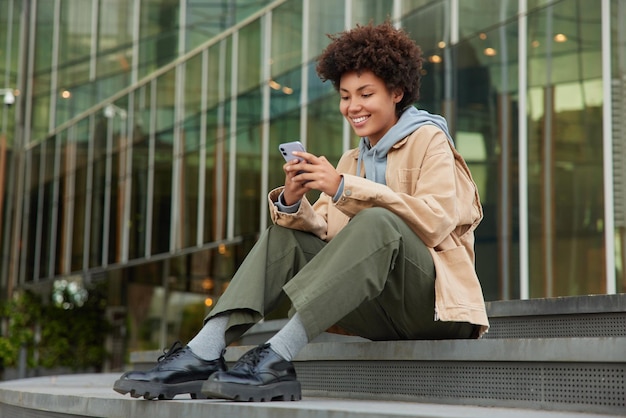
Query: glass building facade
1 0 625 370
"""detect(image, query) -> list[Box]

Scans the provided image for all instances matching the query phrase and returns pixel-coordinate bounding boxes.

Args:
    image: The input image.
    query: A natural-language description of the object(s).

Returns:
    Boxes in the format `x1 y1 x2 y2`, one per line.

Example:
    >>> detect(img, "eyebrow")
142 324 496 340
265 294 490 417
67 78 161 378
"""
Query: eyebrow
339 84 375 93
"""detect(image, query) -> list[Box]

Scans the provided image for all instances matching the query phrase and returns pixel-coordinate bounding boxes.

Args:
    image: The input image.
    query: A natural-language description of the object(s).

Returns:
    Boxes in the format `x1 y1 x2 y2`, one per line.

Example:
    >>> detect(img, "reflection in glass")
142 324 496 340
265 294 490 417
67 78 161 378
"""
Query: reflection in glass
526 1 604 297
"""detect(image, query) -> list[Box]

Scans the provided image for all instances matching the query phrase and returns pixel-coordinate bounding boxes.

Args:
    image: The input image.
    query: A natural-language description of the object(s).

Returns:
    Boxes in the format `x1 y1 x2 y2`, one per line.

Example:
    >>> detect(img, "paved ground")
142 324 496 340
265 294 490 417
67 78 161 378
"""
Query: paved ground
0 373 619 418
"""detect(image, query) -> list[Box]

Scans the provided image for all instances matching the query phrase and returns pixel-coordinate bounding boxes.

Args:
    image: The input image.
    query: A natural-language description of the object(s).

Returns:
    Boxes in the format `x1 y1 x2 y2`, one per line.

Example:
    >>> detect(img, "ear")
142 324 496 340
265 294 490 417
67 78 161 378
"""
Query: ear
392 88 404 103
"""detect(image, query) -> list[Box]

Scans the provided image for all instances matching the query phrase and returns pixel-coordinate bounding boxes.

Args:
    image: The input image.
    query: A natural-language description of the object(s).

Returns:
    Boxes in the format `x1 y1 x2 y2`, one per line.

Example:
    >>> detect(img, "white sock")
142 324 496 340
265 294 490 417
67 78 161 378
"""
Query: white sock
267 312 309 362
187 314 229 360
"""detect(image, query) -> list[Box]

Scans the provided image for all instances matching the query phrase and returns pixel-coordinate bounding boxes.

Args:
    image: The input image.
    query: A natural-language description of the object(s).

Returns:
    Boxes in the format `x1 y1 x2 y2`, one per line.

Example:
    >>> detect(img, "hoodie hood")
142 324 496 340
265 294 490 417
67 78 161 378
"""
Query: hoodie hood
356 106 454 184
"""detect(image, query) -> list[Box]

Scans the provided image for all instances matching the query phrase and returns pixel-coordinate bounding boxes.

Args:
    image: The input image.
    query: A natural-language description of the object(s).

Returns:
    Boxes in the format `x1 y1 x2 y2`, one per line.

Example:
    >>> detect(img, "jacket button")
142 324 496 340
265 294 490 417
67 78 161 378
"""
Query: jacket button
345 189 352 196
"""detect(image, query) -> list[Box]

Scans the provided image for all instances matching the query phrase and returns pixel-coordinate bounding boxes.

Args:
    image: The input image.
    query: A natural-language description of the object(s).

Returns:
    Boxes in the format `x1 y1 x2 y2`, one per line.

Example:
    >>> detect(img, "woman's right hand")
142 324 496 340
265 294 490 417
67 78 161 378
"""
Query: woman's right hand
282 151 342 206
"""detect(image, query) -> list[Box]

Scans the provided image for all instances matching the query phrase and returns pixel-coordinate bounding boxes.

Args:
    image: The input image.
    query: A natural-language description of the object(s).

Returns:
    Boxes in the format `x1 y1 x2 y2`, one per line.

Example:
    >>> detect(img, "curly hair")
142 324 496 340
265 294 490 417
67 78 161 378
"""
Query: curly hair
316 21 423 115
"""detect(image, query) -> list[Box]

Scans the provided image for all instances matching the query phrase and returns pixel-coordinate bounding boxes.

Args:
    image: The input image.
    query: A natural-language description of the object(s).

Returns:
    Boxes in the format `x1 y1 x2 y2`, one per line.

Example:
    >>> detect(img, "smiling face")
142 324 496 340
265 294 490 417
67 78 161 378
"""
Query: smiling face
339 70 404 146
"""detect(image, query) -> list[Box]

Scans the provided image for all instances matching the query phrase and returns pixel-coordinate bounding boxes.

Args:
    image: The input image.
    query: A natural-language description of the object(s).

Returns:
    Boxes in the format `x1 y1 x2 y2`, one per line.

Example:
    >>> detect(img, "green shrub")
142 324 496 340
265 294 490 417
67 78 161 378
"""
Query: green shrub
0 286 110 373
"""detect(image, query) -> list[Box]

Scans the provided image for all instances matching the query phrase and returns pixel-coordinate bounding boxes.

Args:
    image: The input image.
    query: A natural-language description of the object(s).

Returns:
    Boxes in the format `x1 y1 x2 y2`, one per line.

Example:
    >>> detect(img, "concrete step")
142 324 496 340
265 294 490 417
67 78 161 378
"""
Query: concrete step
125 295 626 415
266 337 626 415
125 337 626 415
0 373 615 418
484 294 626 339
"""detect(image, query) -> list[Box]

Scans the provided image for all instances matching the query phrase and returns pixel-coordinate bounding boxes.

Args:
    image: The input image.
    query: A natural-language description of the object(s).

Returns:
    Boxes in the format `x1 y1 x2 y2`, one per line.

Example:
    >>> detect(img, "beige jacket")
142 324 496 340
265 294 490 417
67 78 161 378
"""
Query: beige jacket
268 125 489 336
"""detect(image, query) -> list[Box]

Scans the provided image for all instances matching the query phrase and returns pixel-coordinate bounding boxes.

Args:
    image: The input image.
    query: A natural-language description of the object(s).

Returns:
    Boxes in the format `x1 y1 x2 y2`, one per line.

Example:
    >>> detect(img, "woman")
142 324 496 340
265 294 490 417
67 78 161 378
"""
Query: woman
114 21 489 403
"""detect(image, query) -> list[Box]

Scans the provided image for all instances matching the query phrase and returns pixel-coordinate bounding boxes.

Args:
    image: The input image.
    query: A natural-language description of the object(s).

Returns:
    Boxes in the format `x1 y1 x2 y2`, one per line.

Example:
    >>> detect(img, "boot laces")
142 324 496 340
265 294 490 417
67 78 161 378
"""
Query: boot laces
157 341 185 363
233 343 270 371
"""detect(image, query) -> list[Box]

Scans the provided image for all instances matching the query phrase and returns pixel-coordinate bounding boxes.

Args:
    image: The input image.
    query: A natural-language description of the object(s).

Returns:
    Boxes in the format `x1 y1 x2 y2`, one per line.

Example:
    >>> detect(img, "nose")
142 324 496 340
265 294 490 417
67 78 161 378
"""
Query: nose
345 97 362 114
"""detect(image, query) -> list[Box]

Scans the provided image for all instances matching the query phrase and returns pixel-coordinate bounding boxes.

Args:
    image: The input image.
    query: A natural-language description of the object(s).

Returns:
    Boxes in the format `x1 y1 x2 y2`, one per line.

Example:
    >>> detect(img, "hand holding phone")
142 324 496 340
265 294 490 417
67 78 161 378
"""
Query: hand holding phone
279 141 306 163
279 140 341 200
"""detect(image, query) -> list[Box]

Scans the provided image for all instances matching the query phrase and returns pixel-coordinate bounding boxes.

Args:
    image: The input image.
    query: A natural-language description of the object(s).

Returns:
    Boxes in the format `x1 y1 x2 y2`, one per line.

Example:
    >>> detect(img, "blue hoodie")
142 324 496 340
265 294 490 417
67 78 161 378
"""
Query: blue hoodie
356 106 454 185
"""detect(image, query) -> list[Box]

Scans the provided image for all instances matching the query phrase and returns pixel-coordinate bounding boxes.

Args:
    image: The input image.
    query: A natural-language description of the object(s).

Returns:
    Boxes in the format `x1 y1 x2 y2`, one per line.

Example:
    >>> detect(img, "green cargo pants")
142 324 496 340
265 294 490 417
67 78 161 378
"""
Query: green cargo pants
207 207 474 345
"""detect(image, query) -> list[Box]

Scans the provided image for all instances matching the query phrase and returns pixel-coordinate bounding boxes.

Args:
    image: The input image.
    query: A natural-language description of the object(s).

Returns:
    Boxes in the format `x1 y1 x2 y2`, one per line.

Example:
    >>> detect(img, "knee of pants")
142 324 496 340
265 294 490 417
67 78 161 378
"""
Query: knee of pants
266 224 300 241
267 223 291 236
350 207 402 229
348 208 429 255
265 224 322 251
268 223 319 238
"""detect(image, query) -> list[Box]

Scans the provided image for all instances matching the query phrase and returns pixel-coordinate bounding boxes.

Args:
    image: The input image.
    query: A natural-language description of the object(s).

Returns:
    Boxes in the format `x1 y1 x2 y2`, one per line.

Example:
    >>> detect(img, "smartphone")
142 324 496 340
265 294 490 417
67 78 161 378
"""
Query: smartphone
279 141 306 163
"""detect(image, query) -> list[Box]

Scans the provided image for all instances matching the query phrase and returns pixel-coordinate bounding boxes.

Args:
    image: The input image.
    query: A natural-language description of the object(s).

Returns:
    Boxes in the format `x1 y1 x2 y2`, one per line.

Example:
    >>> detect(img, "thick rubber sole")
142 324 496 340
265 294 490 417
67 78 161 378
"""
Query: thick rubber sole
201 379 301 402
113 378 209 400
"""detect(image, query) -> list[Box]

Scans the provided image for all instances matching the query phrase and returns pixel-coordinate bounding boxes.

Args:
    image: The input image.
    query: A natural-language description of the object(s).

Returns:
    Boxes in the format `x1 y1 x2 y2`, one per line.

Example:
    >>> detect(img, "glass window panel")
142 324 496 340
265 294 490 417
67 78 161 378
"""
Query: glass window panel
107 116 124 265
528 0 559 11
184 4 221 50
233 166 260 236
71 119 91 272
270 1 302 77
459 16 521 301
350 0 393 26
182 114 201 153
178 80 201 255
237 87 262 130
206 45 221 109
237 20 261 94
31 2 55 140
526 0 604 297
0 1 19 142
181 150 199 248
147 0 178 70
402 2 448 113
89 119 107 268
233 96 261 237
40 141 54 278
400 0 439 17
181 58 202 249
307 61 335 104
31 96 51 143
58 132 74 275
164 286 207 346
458 0 518 41
184 55 203 125
51 135 64 277
56 73 94 125
224 38 233 100
152 74 174 255
306 93 345 163
58 0 92 95
220 99 232 238
23 148 41 282
129 85 151 260
0 0 21 78
137 34 156 81
155 71 176 134
203 108 219 242
613 0 626 292
1 146 14 277
269 68 300 118
124 267 162 351
60 0 93 59
97 0 134 71
92 69 132 106
34 1 55 73
227 91 261 235
308 0 345 61
231 0 273 24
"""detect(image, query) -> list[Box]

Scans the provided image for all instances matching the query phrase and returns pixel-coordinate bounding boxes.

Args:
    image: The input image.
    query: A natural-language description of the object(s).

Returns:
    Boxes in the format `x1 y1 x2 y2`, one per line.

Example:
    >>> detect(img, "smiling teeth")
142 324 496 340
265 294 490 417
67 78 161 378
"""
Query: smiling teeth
352 116 368 123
